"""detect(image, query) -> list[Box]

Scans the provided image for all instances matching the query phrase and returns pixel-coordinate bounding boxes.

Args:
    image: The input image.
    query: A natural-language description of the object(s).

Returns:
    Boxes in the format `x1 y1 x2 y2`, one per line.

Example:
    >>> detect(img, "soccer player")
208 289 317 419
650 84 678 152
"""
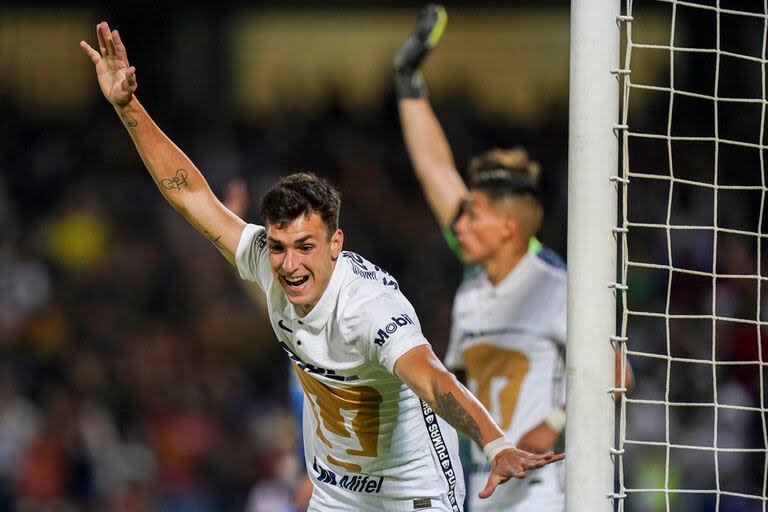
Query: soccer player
394 6 633 511
80 21 562 512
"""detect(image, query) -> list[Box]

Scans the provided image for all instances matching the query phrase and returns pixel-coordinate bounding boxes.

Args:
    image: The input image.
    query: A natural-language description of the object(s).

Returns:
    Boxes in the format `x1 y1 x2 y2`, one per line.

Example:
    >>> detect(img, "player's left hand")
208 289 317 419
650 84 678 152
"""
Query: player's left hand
478 447 564 499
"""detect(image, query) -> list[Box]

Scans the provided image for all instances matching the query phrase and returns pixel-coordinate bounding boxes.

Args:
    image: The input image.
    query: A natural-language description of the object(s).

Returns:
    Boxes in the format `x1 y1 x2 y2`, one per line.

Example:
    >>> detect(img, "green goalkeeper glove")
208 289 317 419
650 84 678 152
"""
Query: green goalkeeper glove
394 4 448 99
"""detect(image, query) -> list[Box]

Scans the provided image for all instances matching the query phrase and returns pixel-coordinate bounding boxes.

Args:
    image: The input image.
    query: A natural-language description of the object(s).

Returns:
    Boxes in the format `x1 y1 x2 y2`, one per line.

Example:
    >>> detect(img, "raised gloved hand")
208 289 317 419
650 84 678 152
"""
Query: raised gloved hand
393 4 447 99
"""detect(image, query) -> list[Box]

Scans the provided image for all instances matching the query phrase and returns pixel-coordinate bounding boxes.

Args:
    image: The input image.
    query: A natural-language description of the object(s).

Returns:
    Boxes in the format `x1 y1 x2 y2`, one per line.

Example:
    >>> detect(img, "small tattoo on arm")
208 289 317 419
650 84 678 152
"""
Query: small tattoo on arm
435 392 483 446
204 231 223 248
123 116 138 127
160 169 189 191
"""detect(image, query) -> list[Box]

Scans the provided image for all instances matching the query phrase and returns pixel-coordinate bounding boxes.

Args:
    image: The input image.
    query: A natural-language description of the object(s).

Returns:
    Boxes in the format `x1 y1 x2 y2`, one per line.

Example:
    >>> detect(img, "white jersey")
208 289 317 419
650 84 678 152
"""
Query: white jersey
236 224 465 512
445 252 566 511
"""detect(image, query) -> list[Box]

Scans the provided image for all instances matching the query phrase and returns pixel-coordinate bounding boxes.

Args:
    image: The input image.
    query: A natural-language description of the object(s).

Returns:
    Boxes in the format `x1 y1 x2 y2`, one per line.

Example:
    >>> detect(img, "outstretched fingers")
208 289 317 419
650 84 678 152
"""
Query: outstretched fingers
523 451 564 470
478 472 502 499
122 66 137 93
80 41 101 64
107 30 118 57
96 22 118 58
479 467 521 499
113 29 128 60
477 449 565 500
96 22 108 56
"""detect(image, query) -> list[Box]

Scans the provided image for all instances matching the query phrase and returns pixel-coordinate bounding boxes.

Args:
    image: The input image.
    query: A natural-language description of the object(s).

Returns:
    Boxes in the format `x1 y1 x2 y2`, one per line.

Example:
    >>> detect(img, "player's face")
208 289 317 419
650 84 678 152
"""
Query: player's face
453 191 509 264
266 213 343 314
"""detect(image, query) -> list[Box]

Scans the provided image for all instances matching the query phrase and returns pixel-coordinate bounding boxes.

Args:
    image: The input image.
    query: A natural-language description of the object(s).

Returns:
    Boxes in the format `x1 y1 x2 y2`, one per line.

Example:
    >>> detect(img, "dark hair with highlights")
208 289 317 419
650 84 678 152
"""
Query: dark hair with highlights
468 147 541 181
468 147 544 238
466 147 542 204
259 172 342 236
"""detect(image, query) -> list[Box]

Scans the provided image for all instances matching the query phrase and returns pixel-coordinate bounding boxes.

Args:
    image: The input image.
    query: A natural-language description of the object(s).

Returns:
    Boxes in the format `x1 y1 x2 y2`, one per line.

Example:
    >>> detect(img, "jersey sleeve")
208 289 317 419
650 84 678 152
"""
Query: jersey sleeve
235 223 272 291
343 292 430 373
443 325 465 370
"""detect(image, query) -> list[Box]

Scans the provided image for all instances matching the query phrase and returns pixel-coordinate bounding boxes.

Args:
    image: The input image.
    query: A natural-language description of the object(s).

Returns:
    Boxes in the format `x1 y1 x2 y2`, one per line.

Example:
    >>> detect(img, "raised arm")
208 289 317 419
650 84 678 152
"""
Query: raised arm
80 22 245 264
394 345 564 499
395 5 467 230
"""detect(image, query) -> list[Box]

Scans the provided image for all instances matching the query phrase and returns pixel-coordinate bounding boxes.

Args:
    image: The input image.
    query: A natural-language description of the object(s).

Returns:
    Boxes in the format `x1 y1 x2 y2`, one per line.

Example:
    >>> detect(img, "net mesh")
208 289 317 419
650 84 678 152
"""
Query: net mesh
617 0 768 510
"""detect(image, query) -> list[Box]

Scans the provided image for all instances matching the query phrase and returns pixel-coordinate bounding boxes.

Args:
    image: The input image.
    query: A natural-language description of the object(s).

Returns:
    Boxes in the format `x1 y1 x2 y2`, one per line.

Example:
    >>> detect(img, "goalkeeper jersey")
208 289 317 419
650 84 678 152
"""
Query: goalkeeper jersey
444 251 566 510
236 224 465 511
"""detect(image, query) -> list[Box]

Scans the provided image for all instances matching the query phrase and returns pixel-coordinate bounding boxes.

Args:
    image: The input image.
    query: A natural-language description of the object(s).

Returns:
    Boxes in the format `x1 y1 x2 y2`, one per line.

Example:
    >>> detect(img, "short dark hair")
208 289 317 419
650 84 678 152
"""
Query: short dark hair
469 168 541 203
468 147 541 181
468 147 542 203
466 148 544 239
259 172 342 235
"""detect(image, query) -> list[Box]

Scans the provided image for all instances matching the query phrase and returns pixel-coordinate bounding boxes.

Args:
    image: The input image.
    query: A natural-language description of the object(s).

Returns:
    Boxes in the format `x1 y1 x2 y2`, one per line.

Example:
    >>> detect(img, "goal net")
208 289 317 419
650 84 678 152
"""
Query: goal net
617 1 767 511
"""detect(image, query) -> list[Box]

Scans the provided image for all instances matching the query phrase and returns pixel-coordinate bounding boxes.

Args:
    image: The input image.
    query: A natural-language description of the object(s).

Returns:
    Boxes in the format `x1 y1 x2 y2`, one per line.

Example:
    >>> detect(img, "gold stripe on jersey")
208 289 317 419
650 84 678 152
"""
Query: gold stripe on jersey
292 362 383 472
463 345 530 430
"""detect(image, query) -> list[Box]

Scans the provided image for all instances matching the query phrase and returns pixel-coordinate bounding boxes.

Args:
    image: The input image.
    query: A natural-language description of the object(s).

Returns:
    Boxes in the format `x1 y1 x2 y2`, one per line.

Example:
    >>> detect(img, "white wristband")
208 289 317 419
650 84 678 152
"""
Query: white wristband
482 436 516 464
544 407 566 434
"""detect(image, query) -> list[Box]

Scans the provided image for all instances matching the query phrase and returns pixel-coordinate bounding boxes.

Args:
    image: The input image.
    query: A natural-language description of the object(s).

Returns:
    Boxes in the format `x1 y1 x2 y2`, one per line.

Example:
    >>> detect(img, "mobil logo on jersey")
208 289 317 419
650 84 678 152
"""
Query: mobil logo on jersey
374 313 414 346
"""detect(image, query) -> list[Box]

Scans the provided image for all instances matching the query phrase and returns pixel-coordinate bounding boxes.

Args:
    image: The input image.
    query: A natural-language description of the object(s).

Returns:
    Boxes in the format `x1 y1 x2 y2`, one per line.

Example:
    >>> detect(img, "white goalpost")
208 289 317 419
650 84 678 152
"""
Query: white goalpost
569 0 768 510
566 0 621 511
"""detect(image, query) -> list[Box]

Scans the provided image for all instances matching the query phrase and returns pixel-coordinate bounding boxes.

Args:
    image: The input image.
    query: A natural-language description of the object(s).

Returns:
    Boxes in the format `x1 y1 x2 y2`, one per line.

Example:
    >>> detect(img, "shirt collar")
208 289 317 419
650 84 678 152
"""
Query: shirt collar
484 251 535 296
293 254 348 329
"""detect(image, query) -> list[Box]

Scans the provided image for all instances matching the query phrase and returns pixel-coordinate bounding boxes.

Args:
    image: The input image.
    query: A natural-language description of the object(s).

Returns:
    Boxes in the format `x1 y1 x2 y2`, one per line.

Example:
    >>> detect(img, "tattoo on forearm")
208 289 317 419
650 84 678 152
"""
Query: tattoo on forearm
160 169 189 191
123 115 138 127
435 392 483 446
204 231 223 247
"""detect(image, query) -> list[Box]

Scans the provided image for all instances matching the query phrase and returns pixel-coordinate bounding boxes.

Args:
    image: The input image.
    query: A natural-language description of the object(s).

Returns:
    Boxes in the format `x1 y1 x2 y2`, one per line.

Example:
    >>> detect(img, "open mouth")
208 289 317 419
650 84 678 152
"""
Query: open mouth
282 275 310 291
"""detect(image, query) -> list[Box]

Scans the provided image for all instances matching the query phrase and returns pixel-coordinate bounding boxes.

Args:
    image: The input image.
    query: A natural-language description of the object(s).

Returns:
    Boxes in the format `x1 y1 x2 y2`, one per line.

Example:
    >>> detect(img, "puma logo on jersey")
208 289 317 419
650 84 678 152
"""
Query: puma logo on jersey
373 314 414 346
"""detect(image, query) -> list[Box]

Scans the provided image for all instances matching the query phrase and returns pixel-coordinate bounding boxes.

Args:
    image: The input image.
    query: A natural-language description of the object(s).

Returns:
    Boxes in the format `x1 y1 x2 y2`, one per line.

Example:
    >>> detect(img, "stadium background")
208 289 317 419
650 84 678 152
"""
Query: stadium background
0 1 762 511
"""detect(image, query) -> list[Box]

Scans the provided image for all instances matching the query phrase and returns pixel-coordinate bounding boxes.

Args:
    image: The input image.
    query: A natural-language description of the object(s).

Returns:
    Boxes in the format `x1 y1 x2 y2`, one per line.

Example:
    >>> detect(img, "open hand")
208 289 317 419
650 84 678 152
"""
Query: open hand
478 447 564 499
80 22 136 107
